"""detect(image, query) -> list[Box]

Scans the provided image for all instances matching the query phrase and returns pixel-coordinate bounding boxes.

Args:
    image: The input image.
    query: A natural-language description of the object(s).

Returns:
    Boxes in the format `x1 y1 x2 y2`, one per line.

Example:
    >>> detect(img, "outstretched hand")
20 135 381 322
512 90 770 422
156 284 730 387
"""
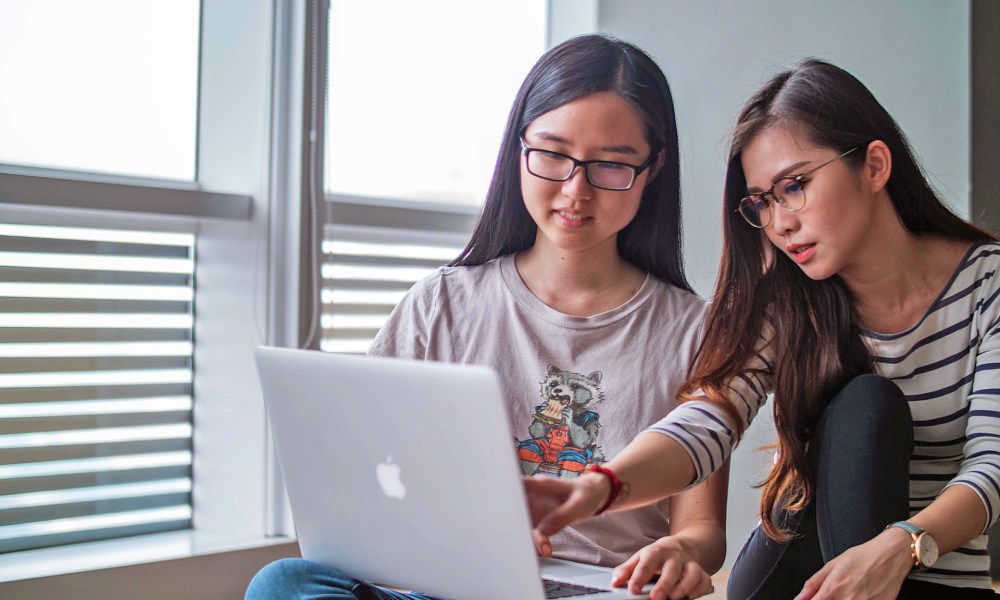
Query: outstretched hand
523 474 606 541
612 537 714 600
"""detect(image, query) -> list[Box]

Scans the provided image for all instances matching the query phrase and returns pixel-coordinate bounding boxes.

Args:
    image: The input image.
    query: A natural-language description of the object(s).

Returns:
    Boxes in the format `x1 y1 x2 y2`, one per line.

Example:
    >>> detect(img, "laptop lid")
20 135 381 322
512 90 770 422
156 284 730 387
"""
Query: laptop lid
255 347 649 600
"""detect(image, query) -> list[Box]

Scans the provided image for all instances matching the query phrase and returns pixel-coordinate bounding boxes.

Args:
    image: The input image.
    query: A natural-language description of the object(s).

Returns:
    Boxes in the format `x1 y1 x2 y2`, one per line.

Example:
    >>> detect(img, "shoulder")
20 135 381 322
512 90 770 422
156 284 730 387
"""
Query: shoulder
951 241 1000 303
403 259 505 308
645 276 708 318
962 240 1000 272
433 258 504 293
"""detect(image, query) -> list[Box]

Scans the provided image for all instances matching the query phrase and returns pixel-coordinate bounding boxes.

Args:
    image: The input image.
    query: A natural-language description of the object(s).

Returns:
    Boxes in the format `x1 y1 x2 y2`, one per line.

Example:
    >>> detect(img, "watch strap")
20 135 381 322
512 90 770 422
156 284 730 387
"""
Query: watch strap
885 521 930 570
887 520 923 537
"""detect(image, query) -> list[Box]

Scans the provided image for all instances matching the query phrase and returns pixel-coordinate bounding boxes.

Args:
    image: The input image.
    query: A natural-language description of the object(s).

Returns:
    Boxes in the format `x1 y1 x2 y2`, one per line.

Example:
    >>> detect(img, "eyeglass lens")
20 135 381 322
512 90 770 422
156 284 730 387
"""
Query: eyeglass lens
739 179 806 228
527 150 636 190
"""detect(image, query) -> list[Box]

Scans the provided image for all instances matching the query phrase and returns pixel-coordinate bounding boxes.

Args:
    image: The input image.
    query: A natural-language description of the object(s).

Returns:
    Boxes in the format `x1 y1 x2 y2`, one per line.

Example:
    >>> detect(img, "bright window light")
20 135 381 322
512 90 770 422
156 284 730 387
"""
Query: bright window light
322 264 439 283
0 1 199 180
0 369 193 389
0 424 193 450
0 314 193 329
321 289 408 306
0 397 192 419
325 0 546 206
323 240 461 261
0 283 194 302
0 252 194 274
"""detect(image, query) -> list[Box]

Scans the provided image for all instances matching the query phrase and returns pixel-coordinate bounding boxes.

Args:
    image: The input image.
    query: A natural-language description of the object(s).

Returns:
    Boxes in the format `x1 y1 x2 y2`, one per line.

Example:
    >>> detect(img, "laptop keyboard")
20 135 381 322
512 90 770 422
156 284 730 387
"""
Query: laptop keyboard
542 578 608 598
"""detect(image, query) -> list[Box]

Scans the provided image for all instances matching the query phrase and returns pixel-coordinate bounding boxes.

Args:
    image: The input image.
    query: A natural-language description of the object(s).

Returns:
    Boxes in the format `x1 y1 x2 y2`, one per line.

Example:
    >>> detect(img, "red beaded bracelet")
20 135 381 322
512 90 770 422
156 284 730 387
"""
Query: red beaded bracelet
584 463 622 515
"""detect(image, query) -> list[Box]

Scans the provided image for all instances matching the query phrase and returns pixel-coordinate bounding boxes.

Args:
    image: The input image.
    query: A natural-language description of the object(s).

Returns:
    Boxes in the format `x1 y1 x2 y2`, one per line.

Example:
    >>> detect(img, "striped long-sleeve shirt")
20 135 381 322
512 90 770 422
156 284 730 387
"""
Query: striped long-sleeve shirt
648 241 1000 588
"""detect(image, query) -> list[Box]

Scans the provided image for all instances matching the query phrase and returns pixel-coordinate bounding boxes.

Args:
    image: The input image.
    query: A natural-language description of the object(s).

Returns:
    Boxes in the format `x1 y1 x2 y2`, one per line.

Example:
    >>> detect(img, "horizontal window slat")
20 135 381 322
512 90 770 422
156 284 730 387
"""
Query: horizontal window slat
0 451 193 479
321 314 389 330
0 313 193 329
321 289 408 306
324 240 459 261
0 505 192 541
0 369 192 388
319 339 372 354
322 263 439 283
0 252 193 274
0 341 193 358
0 283 193 301
0 479 192 511
0 396 191 419
0 224 195 247
0 424 192 449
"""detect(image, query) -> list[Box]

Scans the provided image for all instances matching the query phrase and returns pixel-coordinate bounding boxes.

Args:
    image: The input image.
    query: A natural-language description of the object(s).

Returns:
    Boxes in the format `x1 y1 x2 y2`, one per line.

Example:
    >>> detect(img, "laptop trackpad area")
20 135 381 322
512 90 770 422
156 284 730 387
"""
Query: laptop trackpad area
539 557 653 598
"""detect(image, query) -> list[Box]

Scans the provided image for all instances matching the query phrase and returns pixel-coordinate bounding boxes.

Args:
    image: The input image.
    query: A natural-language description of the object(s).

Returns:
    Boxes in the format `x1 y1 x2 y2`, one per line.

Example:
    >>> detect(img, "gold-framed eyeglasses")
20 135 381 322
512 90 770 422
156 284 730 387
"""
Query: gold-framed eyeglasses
736 147 858 228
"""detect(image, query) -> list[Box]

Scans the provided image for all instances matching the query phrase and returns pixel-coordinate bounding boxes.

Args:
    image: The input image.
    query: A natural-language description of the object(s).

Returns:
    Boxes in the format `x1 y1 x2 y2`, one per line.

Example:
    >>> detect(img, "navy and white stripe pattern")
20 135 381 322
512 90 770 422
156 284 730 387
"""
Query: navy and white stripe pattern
648 241 1000 588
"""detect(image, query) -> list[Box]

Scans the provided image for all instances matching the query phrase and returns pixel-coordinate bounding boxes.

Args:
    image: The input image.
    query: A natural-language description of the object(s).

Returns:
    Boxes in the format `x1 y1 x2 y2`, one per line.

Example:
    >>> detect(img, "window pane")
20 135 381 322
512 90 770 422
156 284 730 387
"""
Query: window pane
325 1 547 207
0 0 200 181
0 223 195 553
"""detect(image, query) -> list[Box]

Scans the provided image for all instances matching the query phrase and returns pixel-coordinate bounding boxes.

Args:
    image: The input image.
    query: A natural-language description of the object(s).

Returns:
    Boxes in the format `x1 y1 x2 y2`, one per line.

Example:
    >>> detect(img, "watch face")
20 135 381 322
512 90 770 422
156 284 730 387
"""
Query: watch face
917 533 939 568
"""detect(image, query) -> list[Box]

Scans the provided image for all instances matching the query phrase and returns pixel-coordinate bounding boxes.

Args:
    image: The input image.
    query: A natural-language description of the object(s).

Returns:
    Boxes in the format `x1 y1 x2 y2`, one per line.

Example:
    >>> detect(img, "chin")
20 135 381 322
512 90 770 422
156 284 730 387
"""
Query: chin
797 263 838 281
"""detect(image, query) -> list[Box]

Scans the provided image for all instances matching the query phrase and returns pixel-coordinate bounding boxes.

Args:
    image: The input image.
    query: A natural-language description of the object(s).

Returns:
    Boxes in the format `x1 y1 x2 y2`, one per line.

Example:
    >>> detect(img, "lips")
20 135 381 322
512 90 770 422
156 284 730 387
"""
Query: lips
555 210 590 228
787 243 816 264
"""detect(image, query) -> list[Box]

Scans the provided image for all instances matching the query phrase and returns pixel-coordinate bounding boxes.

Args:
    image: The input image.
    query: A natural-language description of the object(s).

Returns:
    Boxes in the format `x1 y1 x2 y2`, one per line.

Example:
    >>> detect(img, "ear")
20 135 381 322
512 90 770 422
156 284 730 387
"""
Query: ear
644 149 666 186
863 140 892 194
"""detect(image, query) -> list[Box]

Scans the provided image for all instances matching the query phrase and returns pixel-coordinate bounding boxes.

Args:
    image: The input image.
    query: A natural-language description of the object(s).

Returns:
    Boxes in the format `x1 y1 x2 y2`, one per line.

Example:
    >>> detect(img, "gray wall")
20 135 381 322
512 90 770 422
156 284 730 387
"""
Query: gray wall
577 0 971 567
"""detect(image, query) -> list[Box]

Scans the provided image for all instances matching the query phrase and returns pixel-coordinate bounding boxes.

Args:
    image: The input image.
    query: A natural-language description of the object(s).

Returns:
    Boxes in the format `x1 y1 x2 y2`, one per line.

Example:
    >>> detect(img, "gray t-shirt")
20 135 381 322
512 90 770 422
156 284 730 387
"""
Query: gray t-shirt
369 253 706 567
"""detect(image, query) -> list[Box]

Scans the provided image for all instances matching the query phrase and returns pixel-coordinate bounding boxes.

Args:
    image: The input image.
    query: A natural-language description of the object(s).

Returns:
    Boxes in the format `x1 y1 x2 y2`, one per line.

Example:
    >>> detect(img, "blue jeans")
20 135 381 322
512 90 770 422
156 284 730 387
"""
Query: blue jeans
245 558 443 600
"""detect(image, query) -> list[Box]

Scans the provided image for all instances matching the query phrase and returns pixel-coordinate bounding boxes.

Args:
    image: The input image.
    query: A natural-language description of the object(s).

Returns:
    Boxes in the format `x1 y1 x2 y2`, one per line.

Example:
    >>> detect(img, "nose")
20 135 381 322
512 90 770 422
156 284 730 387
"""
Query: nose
767 203 799 235
560 166 594 198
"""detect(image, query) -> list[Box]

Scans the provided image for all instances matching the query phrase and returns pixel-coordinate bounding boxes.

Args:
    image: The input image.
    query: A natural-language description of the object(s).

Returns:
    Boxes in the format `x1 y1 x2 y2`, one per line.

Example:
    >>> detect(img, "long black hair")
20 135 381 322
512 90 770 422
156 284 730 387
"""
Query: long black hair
450 34 691 293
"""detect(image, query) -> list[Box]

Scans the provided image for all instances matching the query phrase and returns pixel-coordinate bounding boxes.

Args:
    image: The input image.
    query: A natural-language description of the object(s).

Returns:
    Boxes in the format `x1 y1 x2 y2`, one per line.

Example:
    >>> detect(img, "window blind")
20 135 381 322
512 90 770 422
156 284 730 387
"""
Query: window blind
0 223 195 553
320 223 467 354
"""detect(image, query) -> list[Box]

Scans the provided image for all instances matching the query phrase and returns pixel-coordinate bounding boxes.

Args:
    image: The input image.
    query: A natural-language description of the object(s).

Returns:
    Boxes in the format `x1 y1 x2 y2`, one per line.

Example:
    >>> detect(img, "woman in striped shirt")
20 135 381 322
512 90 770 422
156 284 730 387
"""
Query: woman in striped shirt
526 59 1000 599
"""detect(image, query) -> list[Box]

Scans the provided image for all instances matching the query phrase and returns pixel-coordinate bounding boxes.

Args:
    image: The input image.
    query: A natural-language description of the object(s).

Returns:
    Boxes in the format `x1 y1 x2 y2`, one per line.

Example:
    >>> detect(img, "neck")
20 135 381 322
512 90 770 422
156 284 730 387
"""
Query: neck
515 239 645 317
839 213 969 332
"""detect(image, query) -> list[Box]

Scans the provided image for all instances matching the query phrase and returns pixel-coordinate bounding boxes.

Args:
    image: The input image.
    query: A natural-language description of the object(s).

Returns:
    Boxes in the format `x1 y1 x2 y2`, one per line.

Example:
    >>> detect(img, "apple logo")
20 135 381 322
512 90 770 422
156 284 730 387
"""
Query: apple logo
376 455 406 499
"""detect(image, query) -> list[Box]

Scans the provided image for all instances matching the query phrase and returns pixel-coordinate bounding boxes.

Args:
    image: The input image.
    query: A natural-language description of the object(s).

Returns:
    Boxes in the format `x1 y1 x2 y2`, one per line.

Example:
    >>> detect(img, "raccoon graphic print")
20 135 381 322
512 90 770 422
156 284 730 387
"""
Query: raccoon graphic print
518 365 606 477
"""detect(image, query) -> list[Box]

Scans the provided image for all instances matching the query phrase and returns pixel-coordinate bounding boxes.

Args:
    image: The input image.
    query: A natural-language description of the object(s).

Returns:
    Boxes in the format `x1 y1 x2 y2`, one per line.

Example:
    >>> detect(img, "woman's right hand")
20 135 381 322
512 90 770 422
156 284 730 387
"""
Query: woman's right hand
523 472 609 546
612 537 714 600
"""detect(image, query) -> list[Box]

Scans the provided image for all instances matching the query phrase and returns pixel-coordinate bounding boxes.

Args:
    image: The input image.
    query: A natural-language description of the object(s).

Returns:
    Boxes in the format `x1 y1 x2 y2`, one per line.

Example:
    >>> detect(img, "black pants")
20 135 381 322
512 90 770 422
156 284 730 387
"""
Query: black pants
727 374 997 599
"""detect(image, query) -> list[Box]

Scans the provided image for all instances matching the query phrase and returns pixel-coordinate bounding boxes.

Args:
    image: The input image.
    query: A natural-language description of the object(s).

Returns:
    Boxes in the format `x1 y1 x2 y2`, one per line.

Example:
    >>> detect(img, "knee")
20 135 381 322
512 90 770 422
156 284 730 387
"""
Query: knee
820 374 911 442
245 558 339 599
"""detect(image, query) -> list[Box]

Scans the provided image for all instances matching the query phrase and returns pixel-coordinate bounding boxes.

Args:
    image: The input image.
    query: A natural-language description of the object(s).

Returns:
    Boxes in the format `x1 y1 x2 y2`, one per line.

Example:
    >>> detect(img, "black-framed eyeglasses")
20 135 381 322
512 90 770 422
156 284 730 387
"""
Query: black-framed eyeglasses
736 147 858 229
520 140 655 191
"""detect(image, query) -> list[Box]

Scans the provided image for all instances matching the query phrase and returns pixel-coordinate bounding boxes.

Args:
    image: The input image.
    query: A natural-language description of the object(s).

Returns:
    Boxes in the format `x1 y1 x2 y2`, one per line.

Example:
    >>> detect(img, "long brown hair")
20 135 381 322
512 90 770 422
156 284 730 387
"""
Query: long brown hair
680 58 993 540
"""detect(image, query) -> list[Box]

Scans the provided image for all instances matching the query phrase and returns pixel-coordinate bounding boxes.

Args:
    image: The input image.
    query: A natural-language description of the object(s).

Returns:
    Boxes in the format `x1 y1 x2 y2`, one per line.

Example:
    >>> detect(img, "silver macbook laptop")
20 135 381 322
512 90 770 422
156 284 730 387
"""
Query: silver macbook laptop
255 346 655 600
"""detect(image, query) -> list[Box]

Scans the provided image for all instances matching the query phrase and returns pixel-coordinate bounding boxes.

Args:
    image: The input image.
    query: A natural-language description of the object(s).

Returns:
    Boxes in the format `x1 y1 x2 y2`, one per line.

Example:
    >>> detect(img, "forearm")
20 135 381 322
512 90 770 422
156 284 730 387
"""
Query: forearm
909 484 988 554
599 432 697 512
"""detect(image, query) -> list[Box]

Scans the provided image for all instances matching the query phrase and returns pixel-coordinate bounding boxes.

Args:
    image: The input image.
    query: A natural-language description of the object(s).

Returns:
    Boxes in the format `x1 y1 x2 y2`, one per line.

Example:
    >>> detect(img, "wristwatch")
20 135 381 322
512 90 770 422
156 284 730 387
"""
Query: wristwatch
886 521 939 570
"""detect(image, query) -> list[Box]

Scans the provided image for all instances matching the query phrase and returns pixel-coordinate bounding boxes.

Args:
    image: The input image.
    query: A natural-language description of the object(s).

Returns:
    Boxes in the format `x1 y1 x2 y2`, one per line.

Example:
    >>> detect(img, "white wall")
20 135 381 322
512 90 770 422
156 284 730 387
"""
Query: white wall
588 0 971 567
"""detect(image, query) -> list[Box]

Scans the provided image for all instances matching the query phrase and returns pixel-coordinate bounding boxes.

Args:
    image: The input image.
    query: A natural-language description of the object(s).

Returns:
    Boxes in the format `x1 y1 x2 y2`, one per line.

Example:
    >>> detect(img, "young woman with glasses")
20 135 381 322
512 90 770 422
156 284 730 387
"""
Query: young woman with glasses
526 59 1000 599
245 34 727 600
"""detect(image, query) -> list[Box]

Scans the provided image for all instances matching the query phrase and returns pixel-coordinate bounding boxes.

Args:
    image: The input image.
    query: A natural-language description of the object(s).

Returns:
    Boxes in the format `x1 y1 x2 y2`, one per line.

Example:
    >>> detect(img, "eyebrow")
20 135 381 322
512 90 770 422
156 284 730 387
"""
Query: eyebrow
745 160 811 194
528 131 641 156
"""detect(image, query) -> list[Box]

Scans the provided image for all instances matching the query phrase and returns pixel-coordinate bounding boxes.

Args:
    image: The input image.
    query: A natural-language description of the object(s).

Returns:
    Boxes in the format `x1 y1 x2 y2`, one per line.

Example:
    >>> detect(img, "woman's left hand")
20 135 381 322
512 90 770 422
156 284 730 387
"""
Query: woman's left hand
611 537 714 600
794 528 914 599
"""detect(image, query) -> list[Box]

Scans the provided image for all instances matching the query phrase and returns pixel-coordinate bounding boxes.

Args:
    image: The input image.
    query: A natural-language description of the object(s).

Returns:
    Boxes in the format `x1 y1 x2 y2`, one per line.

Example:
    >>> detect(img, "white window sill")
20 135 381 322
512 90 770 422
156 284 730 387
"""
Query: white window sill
0 530 295 584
